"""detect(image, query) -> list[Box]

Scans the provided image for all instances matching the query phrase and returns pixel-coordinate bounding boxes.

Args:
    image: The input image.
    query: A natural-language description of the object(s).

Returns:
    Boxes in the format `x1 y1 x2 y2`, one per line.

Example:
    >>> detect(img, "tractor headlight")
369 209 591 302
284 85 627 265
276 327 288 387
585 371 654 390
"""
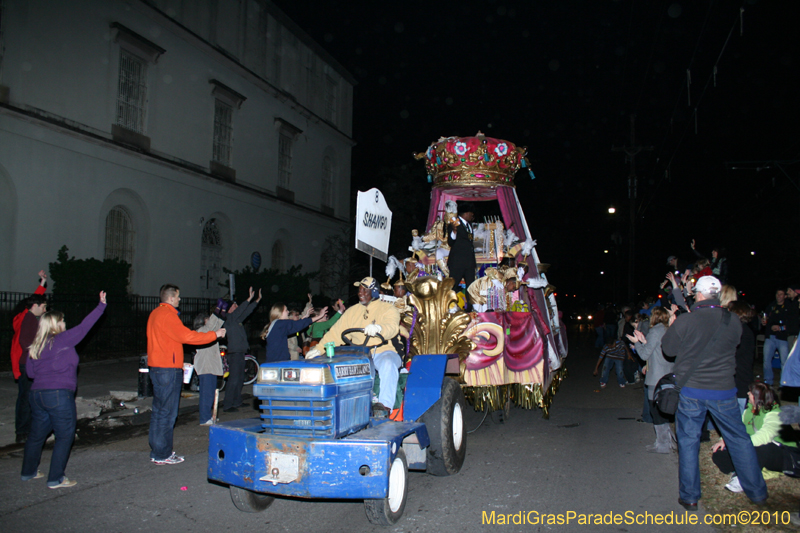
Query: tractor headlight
258 368 279 383
300 368 334 384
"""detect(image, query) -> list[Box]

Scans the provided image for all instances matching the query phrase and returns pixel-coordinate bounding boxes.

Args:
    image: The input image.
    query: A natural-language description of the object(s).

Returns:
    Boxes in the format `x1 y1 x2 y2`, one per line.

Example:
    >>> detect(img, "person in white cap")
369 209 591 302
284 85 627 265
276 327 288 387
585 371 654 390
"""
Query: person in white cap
661 275 768 511
307 277 401 417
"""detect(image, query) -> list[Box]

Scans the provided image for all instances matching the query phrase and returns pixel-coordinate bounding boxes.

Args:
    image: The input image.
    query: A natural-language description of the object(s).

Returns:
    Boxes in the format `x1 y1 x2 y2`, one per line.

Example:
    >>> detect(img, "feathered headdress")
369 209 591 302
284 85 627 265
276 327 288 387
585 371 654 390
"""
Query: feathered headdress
521 238 536 258
381 255 404 290
504 229 520 247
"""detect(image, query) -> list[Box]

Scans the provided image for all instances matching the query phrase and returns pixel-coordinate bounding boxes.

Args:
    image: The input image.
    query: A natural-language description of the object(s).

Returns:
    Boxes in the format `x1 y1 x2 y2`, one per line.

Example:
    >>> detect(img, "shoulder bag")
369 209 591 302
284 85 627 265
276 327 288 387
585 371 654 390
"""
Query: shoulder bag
654 310 731 415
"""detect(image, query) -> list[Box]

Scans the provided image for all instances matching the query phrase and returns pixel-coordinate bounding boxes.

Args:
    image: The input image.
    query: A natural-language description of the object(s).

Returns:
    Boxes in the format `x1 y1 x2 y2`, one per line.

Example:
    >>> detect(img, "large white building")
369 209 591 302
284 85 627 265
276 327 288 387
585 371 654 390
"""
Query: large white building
0 0 354 297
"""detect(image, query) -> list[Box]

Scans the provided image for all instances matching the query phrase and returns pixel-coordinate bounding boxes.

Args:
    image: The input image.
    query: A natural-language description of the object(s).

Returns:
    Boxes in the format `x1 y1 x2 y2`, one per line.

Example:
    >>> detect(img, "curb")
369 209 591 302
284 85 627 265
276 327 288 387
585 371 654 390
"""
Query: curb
0 355 142 379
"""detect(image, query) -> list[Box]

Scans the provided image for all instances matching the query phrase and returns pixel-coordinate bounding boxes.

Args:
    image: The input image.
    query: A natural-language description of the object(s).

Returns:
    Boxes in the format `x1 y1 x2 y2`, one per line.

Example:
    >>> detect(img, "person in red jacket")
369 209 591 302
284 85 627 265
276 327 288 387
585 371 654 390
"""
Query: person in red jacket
146 284 226 465
10 270 48 443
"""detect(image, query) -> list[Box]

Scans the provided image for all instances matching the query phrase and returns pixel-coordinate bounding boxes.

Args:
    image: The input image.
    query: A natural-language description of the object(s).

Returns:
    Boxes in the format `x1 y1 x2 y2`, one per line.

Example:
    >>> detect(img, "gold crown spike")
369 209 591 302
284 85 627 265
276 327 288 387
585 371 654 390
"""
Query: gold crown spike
414 132 528 189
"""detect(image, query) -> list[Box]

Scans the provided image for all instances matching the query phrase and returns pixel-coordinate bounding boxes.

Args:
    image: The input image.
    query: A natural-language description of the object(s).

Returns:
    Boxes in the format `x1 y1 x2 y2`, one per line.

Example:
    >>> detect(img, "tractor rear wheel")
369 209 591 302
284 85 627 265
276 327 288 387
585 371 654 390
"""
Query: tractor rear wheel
421 377 467 476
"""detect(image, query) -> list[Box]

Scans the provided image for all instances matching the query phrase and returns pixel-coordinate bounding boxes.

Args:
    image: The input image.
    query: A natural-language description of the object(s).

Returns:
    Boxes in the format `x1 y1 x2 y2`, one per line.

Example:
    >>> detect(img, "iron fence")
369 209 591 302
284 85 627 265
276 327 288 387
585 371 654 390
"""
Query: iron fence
0 293 270 371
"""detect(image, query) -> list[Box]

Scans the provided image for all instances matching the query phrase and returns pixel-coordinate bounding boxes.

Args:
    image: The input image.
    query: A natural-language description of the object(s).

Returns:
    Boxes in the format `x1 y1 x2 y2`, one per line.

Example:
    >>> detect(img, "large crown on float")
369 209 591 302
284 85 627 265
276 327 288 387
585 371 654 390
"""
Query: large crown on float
414 132 530 189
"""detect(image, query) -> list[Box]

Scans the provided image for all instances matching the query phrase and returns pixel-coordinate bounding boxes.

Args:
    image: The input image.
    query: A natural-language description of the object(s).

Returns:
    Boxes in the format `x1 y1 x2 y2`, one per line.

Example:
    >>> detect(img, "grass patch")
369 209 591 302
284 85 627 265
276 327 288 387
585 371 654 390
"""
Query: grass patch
698 431 800 532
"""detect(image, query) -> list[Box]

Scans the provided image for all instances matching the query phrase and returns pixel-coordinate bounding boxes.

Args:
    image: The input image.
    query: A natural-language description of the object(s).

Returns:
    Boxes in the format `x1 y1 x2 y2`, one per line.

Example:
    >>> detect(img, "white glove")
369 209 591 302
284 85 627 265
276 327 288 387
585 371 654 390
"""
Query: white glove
306 347 322 359
364 324 382 337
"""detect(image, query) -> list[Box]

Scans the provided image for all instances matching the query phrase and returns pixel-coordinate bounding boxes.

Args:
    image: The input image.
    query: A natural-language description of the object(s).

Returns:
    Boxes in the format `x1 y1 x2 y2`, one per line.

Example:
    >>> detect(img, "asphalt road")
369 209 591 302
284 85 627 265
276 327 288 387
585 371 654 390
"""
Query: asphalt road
0 327 717 532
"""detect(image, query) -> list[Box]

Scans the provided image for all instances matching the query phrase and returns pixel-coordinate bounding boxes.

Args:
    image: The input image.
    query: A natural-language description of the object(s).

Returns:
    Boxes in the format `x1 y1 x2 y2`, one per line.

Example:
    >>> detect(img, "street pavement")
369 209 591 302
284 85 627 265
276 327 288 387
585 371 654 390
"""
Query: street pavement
0 328 727 532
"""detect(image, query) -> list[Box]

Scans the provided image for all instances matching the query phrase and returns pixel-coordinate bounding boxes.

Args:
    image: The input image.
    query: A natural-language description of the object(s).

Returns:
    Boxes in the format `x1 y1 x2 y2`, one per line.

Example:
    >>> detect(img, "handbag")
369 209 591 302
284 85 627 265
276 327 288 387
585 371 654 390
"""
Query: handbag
654 310 731 415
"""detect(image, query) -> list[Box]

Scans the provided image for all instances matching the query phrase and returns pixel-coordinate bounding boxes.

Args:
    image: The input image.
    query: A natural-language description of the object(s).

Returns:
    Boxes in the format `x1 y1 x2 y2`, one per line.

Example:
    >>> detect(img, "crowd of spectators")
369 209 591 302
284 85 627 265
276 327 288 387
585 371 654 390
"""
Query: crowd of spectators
589 238 800 490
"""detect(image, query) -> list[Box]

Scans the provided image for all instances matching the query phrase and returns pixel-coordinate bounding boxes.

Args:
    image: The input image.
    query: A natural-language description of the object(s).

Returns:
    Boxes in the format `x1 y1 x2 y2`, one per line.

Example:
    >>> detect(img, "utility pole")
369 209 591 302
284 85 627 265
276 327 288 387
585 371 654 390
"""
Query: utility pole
612 114 652 302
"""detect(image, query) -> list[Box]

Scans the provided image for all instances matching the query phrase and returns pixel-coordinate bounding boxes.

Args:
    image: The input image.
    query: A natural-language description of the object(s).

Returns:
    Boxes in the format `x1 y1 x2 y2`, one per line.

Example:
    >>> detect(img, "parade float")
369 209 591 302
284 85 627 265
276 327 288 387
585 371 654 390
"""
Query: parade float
395 132 568 417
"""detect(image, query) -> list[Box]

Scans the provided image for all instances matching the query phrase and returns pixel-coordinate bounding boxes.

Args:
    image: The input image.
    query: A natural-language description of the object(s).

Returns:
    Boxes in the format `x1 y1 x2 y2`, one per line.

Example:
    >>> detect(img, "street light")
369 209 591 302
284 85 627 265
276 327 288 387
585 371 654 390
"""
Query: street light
608 207 616 214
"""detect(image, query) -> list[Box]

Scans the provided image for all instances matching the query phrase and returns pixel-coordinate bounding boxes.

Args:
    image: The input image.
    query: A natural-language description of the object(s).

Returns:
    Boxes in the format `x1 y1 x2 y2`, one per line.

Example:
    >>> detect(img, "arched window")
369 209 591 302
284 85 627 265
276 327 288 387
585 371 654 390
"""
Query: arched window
271 240 285 272
322 156 334 209
104 206 135 264
201 218 223 298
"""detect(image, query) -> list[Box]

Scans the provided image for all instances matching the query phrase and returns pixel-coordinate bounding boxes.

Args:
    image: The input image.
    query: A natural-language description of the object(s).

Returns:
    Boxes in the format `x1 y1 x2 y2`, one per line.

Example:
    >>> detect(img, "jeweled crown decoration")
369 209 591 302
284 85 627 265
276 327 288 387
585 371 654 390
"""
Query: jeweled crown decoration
414 132 531 189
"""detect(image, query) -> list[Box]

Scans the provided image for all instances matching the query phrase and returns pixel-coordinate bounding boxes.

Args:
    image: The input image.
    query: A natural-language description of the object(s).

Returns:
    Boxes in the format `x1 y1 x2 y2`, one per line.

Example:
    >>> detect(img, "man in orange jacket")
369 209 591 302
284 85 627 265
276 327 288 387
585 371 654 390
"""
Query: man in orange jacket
146 284 225 465
10 270 47 443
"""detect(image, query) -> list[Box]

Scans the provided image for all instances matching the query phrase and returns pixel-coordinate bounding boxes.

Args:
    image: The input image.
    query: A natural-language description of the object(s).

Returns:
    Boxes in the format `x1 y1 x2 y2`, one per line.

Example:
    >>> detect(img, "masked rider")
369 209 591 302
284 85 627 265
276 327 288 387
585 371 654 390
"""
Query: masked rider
307 277 402 417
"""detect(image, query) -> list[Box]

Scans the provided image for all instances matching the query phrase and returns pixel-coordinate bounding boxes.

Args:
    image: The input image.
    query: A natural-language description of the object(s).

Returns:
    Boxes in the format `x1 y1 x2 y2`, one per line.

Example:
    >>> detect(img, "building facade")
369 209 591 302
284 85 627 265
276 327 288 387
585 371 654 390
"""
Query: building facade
0 0 354 297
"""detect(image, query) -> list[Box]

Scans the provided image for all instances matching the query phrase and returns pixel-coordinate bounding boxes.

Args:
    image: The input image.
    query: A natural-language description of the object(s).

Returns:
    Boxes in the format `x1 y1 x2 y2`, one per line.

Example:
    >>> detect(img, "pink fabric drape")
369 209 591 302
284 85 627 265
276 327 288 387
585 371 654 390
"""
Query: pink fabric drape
426 188 445 232
496 186 527 245
465 311 544 371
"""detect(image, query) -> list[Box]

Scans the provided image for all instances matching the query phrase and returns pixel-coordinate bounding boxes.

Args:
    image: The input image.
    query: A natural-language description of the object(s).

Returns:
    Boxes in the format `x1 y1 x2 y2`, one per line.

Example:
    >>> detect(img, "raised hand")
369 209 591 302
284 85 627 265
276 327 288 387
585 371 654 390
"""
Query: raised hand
99 291 107 304
216 328 227 338
313 307 329 322
248 286 255 301
666 272 678 288
256 288 262 302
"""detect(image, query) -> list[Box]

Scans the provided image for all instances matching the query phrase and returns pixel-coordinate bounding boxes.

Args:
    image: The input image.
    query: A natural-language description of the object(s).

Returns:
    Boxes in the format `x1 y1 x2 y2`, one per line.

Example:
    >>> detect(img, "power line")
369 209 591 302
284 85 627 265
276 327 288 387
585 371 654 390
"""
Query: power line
633 0 668 115
639 1 748 217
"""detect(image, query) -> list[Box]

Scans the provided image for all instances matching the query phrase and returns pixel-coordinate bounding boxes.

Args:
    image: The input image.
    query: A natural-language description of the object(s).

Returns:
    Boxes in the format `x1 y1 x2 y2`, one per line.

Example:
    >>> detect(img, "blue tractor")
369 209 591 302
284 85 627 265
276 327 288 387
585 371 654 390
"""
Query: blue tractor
207 329 467 525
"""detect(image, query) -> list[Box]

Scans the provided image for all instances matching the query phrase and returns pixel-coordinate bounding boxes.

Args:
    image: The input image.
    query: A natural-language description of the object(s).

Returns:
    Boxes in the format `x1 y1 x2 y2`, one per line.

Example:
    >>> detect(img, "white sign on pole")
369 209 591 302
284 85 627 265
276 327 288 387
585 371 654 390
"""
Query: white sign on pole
355 188 392 262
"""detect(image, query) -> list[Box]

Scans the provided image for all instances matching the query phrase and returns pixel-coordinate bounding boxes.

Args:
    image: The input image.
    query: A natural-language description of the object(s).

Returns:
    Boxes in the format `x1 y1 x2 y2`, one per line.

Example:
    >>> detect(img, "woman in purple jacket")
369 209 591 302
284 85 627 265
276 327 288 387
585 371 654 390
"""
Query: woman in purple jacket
21 291 106 488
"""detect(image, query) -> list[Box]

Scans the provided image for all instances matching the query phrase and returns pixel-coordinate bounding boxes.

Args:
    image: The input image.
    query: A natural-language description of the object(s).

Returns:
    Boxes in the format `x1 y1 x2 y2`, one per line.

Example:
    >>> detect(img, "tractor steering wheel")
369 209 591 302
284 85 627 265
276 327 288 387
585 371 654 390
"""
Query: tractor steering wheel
341 327 386 347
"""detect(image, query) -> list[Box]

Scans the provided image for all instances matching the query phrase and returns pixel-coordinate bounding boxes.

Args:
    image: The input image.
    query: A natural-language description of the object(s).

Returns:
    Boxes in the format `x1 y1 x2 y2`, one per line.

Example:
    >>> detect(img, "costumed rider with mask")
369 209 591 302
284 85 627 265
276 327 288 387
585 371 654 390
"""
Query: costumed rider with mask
307 277 402 417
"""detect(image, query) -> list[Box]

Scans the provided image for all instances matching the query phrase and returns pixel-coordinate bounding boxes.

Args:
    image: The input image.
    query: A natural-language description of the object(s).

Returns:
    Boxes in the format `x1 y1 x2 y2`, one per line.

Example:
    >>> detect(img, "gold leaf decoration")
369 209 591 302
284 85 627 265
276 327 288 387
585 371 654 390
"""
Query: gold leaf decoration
402 277 473 371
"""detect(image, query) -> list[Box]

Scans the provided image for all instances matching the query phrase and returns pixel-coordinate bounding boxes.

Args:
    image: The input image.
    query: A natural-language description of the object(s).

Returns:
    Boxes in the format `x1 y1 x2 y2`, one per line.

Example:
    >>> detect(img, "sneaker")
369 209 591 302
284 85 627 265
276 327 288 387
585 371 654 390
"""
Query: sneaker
21 470 45 481
619 383 625 388
725 475 743 493
199 419 214 426
48 477 77 489
372 402 390 418
151 452 185 465
600 383 607 389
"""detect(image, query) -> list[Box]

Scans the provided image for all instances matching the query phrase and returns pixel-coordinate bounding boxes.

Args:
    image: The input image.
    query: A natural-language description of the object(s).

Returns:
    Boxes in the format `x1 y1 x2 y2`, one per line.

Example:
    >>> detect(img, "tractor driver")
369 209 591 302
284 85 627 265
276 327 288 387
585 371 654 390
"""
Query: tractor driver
307 277 401 417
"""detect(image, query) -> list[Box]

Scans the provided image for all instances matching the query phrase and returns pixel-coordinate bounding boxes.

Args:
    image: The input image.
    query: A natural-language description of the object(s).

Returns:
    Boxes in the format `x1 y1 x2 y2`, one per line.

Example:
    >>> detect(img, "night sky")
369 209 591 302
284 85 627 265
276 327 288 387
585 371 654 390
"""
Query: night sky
272 0 799 309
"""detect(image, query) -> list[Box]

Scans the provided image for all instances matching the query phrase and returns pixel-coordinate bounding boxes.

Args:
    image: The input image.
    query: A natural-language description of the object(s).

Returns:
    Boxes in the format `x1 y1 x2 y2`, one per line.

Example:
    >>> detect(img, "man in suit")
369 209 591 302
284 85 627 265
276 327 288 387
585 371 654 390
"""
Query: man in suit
447 202 477 306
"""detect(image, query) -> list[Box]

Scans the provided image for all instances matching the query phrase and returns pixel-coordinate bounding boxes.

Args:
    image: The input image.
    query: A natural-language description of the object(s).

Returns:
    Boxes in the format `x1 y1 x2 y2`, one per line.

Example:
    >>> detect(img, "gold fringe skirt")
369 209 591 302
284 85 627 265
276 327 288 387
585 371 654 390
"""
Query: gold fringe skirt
462 367 568 419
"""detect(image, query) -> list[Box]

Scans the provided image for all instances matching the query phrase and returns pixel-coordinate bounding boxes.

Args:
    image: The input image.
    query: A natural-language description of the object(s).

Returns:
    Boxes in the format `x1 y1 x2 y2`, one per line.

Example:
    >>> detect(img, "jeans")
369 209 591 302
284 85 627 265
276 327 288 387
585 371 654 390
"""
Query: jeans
641 385 653 423
198 373 217 423
762 336 789 385
594 326 605 349
15 363 32 436
21 389 76 485
737 397 747 416
601 358 625 386
148 367 183 461
370 351 402 409
676 394 767 503
223 352 245 410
